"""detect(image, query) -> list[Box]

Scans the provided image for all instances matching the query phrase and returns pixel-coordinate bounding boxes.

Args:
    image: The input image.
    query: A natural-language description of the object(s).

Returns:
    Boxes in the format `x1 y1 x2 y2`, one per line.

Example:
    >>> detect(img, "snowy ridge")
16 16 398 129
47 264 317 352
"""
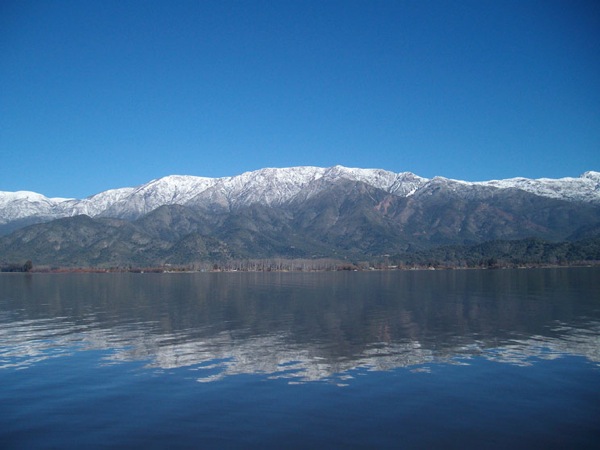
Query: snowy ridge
322 166 427 196
198 166 325 207
477 171 600 203
1 167 599 226
61 187 137 217
95 176 216 219
0 191 72 223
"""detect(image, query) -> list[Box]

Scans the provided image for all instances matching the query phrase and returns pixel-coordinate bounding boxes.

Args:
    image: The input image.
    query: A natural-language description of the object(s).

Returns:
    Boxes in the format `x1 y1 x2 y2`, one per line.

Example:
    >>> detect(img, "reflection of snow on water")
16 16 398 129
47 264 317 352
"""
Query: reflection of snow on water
484 324 600 367
1 314 599 383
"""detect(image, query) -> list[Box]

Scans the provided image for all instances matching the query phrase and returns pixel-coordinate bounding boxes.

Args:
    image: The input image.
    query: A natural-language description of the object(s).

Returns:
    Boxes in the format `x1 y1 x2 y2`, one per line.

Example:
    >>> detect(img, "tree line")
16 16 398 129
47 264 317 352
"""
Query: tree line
392 237 600 269
0 260 33 272
3 236 599 273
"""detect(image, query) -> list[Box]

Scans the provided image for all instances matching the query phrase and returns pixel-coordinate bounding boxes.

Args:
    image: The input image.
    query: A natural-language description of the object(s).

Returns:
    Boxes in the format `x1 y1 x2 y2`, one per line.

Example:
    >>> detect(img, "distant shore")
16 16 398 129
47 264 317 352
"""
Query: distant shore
4 260 598 274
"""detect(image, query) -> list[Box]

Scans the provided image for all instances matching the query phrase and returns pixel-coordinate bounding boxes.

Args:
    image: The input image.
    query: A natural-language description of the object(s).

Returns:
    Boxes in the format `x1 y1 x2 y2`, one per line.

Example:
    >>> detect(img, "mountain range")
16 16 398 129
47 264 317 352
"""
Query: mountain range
1 166 600 268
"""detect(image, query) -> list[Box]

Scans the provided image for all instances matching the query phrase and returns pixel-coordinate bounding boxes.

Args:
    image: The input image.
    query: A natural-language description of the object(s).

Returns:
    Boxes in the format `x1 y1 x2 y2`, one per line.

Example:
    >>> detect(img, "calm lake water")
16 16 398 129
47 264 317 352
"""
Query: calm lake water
1 268 599 449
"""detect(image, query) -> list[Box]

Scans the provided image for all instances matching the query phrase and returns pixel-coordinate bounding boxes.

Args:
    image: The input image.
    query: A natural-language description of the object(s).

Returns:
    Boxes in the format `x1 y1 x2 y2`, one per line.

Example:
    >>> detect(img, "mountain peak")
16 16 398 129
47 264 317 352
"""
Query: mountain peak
582 171 600 182
1 166 600 230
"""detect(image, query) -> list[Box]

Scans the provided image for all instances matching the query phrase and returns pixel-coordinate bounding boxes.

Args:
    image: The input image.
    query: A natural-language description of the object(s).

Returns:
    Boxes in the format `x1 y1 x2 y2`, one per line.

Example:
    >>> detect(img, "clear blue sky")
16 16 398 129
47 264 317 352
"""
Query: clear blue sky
1 0 599 198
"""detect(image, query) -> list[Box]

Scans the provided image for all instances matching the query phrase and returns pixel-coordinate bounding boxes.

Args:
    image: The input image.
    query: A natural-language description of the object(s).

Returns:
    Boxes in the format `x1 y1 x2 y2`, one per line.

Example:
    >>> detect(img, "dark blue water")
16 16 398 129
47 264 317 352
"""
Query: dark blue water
1 269 599 448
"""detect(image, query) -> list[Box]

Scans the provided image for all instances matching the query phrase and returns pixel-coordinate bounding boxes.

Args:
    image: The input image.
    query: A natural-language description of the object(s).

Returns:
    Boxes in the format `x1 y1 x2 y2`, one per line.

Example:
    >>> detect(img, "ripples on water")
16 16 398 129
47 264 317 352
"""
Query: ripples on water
1 269 599 381
1 269 599 448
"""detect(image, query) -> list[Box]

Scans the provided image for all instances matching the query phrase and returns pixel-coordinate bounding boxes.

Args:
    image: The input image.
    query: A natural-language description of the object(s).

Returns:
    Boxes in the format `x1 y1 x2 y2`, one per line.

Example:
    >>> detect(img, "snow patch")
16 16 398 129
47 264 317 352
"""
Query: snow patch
2 166 599 226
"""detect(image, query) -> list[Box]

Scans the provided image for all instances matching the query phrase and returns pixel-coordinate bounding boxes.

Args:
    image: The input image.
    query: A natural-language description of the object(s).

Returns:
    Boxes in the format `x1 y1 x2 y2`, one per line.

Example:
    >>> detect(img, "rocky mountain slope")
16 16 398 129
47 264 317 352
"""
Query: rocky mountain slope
1 166 600 267
2 166 599 229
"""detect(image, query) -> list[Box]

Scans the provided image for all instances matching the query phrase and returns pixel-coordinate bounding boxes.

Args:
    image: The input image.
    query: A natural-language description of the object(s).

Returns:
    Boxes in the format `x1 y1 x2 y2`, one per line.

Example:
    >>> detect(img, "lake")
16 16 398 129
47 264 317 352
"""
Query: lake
1 268 599 449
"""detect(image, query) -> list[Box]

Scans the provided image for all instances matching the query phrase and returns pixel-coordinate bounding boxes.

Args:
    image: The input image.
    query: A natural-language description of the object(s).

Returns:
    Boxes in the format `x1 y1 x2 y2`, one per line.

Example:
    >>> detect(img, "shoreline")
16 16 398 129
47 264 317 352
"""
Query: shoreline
4 261 599 274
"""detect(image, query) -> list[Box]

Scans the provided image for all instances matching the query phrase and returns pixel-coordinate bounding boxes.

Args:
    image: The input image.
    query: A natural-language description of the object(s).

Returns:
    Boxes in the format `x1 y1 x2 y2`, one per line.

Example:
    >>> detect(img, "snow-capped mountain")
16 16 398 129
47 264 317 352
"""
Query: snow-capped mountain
2 166 600 266
477 171 600 204
0 191 65 220
1 166 599 230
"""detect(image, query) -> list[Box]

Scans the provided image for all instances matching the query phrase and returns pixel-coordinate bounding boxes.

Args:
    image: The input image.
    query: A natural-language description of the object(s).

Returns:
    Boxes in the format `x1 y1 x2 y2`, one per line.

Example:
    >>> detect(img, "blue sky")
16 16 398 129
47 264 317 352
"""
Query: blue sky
1 0 599 198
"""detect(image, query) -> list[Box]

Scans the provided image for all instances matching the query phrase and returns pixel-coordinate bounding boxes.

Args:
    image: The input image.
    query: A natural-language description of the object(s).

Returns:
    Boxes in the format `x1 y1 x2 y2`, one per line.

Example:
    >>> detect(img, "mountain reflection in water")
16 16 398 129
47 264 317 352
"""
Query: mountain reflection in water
1 269 599 383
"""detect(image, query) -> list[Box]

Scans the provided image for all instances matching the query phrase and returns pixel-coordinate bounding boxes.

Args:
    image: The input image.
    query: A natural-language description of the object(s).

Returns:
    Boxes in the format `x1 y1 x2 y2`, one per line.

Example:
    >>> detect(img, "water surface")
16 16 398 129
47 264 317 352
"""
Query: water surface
1 269 599 448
